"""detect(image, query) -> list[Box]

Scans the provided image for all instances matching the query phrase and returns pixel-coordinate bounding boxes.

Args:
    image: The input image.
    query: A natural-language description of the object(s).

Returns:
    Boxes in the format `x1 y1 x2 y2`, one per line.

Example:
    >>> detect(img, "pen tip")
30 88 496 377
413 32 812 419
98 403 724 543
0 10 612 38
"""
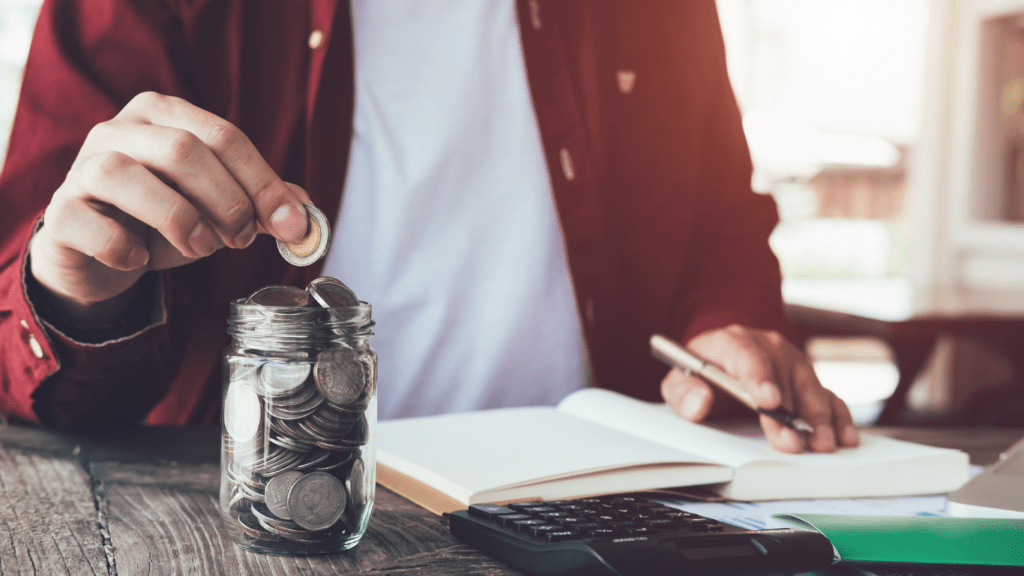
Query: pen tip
793 419 815 434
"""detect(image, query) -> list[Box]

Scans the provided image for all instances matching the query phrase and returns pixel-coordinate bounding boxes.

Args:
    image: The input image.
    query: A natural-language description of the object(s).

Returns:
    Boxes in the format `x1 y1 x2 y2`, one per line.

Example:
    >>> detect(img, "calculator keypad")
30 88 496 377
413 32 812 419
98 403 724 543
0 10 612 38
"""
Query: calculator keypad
468 495 725 542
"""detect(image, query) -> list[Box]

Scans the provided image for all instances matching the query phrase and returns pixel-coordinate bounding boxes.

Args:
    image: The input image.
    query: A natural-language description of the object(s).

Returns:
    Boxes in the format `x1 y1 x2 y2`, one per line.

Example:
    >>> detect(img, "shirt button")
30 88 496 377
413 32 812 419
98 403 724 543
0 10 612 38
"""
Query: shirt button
308 29 325 50
560 148 576 181
529 0 542 30
20 320 46 359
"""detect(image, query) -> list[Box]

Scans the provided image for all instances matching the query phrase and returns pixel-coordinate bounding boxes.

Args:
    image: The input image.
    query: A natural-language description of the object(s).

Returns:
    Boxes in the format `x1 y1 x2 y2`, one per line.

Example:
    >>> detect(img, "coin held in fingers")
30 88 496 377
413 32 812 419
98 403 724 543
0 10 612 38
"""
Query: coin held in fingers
277 204 331 266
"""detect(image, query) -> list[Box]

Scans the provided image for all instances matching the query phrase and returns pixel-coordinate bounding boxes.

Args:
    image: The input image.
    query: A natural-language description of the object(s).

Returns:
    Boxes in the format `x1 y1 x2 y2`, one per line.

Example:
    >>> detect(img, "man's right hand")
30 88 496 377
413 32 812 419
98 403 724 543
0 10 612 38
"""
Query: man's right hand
29 92 311 327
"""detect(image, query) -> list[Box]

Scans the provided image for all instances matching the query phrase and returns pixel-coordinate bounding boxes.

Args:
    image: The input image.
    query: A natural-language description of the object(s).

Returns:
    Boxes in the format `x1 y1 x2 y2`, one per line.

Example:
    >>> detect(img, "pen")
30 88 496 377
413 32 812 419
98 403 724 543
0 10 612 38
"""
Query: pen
649 334 815 434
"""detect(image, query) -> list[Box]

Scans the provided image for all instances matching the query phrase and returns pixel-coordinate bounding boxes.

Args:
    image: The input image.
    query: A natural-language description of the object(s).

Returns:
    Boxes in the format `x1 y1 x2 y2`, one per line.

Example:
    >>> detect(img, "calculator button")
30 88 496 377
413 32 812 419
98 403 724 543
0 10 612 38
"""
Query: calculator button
538 511 574 521
644 519 681 530
708 524 724 532
662 511 698 520
468 504 517 520
627 526 656 536
520 506 558 515
555 517 587 527
588 528 625 538
513 519 547 531
507 502 541 511
546 530 578 542
528 525 562 538
594 515 617 523
497 514 533 526
541 501 574 507
689 522 711 533
608 521 639 530
571 522 602 532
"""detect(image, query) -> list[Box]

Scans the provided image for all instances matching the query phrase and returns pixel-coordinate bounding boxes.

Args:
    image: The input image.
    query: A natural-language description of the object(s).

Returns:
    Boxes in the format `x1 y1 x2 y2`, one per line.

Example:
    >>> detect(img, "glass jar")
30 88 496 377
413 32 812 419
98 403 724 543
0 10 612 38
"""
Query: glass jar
219 298 377 554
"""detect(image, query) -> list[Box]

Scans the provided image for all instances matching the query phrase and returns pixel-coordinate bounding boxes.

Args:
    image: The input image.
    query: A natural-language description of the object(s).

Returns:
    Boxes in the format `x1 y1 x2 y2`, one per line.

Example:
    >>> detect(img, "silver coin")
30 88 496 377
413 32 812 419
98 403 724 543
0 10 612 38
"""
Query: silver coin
345 458 369 517
246 285 312 307
265 471 303 520
276 204 332 267
229 361 259 385
307 277 359 308
252 446 304 477
258 361 311 398
314 348 365 406
224 382 261 442
237 511 280 541
272 381 320 407
287 471 347 531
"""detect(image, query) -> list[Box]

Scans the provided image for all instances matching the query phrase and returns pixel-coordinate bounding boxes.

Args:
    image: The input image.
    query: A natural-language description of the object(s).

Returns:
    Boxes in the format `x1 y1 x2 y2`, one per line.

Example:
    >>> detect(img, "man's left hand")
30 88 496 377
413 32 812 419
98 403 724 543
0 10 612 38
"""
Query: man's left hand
660 324 861 454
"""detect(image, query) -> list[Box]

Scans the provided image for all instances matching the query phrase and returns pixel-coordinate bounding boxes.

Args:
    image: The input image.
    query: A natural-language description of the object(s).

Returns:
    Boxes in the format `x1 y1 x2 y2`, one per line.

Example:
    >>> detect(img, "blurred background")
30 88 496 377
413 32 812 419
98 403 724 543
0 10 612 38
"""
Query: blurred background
2 0 1022 426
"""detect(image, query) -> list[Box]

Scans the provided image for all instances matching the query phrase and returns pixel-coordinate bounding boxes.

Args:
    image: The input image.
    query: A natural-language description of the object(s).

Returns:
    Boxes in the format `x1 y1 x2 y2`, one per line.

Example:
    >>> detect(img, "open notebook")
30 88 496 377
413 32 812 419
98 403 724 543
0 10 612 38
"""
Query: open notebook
377 388 970 515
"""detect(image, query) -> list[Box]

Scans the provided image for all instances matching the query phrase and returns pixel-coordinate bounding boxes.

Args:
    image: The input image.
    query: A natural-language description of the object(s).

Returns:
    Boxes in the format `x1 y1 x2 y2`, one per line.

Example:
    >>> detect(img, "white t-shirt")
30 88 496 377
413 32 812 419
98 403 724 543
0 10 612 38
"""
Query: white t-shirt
321 0 588 420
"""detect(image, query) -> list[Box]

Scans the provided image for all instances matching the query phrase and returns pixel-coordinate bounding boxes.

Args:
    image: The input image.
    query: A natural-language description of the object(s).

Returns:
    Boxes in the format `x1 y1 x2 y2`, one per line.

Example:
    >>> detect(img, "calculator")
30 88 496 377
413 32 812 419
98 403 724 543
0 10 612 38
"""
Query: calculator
448 494 835 576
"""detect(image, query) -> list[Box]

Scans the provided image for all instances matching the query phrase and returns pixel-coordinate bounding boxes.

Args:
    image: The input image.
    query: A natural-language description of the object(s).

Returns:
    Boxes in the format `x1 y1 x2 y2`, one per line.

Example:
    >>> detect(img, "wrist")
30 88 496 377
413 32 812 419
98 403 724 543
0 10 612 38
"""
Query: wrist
26 263 155 343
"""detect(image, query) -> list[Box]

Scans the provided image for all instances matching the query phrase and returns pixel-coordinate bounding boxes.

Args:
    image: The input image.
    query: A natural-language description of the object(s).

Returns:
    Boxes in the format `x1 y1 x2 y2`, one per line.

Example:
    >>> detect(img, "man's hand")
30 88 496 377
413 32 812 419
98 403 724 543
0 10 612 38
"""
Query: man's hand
660 324 860 454
29 92 311 326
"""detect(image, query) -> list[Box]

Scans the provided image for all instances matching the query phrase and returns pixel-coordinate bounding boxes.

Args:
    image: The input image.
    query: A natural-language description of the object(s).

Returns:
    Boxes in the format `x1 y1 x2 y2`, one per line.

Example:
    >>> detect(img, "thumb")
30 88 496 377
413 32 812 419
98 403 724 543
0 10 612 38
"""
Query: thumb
661 368 714 421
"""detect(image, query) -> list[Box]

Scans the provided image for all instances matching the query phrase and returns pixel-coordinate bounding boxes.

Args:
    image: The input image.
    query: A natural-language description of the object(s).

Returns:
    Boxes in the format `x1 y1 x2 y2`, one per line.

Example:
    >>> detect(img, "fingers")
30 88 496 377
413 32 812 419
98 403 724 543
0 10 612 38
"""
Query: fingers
661 368 714 422
668 325 860 454
788 359 837 453
85 121 256 249
116 92 308 242
831 389 861 447
42 194 150 272
759 413 804 454
63 150 218 262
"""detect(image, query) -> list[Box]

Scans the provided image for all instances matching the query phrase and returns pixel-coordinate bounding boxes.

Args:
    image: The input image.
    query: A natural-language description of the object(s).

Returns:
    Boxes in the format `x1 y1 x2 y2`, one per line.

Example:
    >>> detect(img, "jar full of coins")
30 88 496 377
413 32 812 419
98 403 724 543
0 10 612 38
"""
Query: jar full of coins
219 278 376 555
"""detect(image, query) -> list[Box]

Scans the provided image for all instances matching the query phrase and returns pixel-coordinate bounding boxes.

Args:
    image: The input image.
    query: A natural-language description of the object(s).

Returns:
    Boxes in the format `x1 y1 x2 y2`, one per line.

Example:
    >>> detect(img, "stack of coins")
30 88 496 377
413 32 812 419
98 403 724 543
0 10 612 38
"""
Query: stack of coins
221 277 375 553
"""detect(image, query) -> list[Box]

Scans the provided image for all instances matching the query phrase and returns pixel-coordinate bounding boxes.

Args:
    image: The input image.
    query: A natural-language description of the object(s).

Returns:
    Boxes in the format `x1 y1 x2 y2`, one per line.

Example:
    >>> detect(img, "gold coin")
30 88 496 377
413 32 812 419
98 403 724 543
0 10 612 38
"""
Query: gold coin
276 204 331 266
286 218 321 258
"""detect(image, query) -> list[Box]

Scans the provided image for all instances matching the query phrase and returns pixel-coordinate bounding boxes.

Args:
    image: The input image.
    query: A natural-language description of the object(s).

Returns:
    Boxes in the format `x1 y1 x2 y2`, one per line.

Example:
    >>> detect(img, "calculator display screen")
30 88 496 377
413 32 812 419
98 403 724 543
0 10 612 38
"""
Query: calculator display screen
676 543 759 560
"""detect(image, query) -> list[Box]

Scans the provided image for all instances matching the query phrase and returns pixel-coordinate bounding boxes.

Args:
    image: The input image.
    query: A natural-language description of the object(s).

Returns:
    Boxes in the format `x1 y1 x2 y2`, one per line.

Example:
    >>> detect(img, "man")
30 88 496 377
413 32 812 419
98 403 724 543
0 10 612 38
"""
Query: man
0 0 857 454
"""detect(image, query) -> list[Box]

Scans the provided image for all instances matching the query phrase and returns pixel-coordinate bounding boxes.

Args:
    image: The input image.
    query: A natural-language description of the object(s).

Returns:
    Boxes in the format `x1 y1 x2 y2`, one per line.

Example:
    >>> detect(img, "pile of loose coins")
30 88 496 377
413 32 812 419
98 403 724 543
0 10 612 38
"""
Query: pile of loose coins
221 275 376 552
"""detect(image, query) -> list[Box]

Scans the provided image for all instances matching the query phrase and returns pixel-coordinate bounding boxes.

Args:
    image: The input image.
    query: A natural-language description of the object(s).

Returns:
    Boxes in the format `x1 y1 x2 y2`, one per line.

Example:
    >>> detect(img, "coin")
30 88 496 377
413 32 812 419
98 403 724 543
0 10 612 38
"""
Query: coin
346 458 369 517
258 361 311 398
246 285 312 307
287 471 347 531
277 204 331 267
314 348 365 406
224 382 261 442
265 470 303 520
238 511 280 541
308 277 359 308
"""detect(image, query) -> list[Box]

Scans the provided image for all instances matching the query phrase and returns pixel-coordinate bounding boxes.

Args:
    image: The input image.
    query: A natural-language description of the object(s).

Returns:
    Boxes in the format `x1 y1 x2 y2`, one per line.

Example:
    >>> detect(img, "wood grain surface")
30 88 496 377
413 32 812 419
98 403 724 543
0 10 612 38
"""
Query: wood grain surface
0 424 1019 575
0 447 108 575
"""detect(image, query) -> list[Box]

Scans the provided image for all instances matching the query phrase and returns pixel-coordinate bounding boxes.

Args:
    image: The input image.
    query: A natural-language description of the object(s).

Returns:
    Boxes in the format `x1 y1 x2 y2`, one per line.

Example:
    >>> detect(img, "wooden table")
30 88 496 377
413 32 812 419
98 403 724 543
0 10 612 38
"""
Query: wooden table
0 424 1020 575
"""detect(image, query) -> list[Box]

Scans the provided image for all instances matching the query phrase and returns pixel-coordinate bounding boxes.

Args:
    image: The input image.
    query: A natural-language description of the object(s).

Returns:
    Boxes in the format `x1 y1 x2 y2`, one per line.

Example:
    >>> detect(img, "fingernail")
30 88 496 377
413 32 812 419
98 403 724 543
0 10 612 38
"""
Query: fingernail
271 204 306 242
189 221 218 257
236 220 257 248
681 389 707 420
126 245 149 269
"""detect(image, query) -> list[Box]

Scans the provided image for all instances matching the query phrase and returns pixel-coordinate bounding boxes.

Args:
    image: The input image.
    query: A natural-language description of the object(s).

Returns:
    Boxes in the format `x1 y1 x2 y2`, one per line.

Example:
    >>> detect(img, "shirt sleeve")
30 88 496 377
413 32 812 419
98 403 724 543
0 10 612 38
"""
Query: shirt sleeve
0 0 190 429
670 0 791 345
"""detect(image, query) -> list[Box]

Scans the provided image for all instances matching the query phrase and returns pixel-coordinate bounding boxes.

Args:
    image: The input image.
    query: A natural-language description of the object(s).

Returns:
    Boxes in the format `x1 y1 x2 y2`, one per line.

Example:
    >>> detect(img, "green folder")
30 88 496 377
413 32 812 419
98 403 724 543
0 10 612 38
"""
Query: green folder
772 514 1024 566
